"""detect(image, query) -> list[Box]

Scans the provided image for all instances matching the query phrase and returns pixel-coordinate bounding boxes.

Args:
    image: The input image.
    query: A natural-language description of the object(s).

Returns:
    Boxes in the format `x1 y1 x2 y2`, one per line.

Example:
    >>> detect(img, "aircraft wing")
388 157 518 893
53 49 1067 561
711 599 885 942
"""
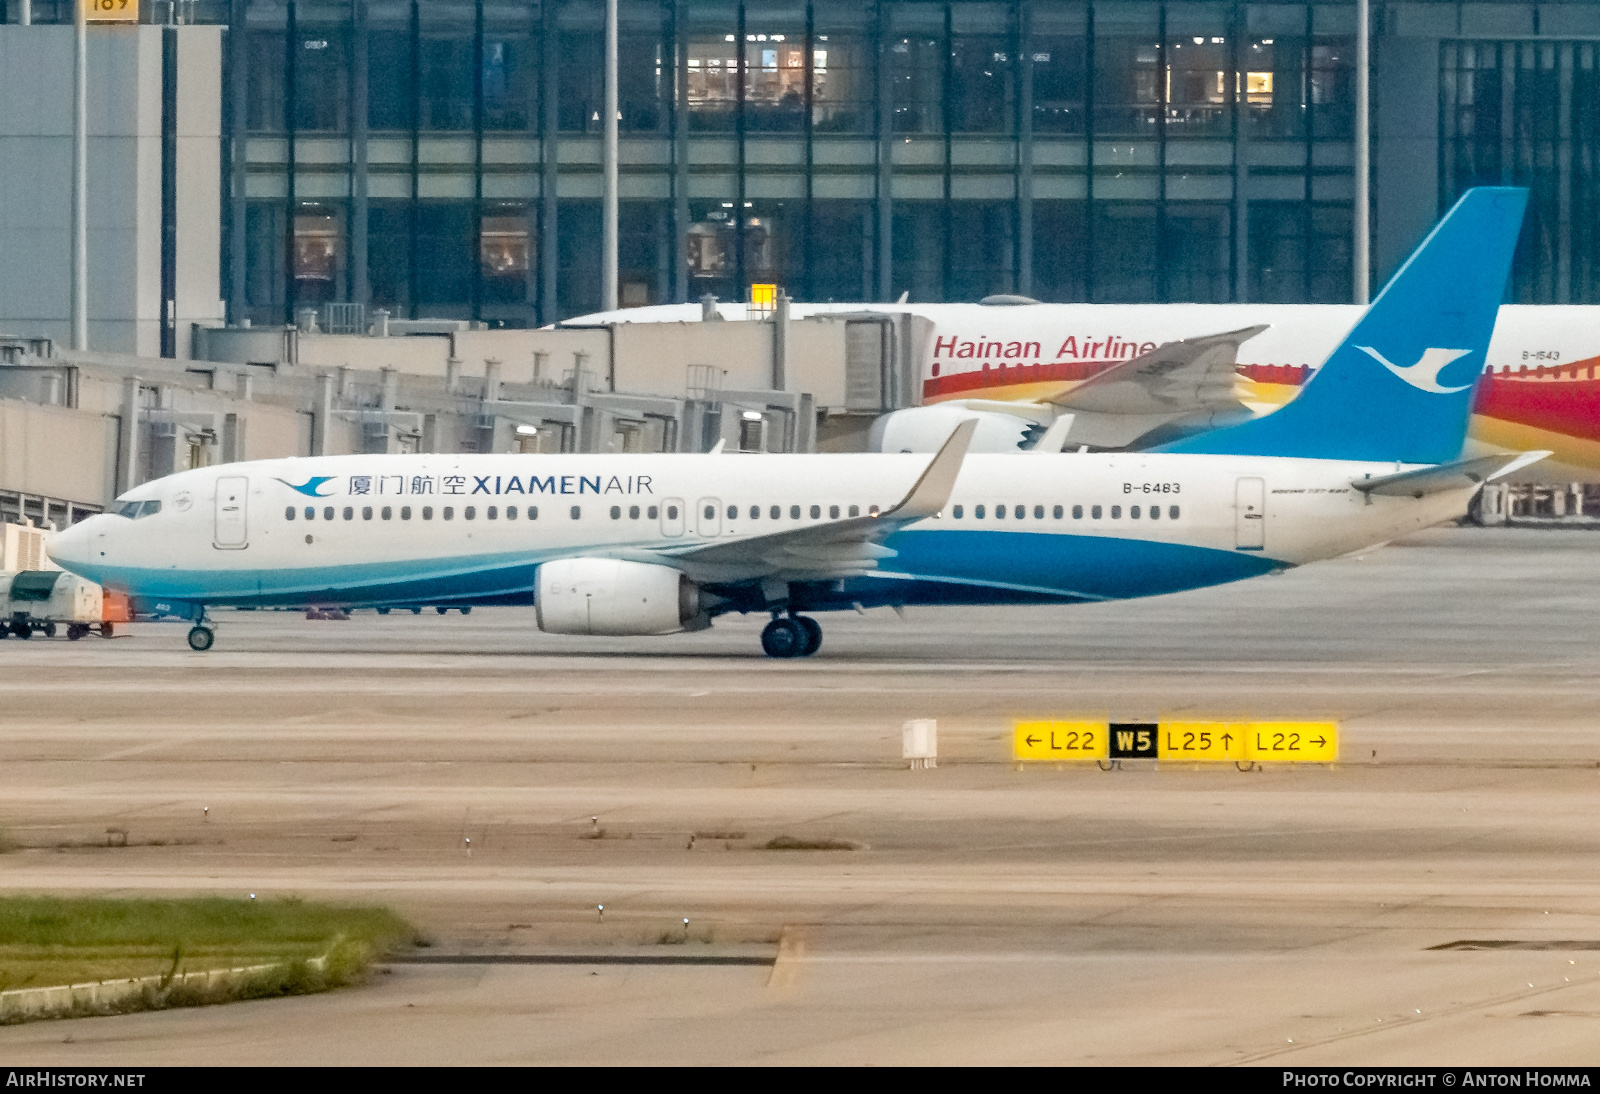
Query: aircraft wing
658 419 975 584
1047 325 1268 415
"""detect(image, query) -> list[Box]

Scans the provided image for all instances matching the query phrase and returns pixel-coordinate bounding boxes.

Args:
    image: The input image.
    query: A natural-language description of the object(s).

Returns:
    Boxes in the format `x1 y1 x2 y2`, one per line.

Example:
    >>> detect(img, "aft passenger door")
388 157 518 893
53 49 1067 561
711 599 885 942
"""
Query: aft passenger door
1234 477 1265 551
660 497 685 537
696 497 722 538
214 476 249 549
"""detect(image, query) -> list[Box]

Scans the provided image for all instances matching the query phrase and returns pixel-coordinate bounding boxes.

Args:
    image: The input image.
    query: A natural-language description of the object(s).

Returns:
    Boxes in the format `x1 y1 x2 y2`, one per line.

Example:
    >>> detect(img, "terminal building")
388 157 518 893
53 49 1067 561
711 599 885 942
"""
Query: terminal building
5 0 1600 340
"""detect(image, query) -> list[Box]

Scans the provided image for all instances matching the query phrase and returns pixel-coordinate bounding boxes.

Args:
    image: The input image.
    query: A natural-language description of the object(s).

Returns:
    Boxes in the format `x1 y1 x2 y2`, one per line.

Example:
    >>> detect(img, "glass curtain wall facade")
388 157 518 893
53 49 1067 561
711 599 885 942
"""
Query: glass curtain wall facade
203 0 1361 324
1440 39 1600 305
0 1 1367 323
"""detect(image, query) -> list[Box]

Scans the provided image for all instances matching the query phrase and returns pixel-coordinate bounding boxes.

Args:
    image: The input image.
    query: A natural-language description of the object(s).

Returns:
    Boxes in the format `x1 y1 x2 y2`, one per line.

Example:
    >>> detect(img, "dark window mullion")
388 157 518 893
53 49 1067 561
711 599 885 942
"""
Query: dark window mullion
285 0 299 324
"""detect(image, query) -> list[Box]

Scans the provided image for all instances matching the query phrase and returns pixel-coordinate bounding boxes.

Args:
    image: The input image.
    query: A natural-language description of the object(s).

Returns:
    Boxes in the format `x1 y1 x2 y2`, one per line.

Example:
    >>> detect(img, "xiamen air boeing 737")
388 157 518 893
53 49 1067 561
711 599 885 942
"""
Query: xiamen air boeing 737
49 187 1545 658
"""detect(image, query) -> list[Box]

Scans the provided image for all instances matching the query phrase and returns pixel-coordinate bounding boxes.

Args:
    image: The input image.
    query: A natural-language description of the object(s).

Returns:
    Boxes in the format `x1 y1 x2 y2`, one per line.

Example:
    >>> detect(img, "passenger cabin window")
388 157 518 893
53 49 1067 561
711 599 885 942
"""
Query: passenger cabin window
1073 505 1083 519
809 505 820 519
769 505 779 519
629 506 640 519
704 504 715 520
1091 505 1102 519
848 505 859 517
362 506 373 520
323 507 334 521
422 506 434 520
952 504 964 519
1015 505 1025 519
530 506 539 519
1169 505 1180 519
1111 506 1121 519
443 507 455 520
507 506 518 519
829 505 840 519
611 506 622 520
995 504 1005 519
648 506 658 519
382 506 392 520
1149 505 1160 520
1034 505 1044 519
727 505 737 520
1053 505 1063 519
750 506 760 519
305 506 315 520
464 506 476 520
401 506 412 520
665 505 677 520
1130 505 1140 519
975 505 986 518
343 507 354 520
285 506 295 520
487 506 498 519
570 506 581 519
790 505 800 519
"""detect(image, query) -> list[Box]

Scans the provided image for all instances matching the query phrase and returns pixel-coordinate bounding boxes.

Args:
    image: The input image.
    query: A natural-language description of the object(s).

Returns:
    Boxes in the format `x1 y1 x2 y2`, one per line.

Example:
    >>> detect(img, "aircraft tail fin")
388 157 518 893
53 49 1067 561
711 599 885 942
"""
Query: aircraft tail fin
1157 186 1528 464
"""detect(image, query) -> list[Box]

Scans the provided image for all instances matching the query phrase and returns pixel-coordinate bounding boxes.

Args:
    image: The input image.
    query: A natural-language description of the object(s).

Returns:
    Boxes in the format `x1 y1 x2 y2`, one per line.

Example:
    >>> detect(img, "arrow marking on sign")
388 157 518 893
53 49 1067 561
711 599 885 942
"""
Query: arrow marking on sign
1024 735 1041 748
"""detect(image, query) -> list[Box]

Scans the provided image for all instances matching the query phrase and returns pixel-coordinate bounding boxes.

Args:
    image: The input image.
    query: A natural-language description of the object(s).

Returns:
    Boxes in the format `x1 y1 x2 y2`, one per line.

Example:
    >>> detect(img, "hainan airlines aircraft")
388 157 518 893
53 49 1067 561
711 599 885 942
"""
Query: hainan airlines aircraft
567 280 1599 484
49 188 1544 657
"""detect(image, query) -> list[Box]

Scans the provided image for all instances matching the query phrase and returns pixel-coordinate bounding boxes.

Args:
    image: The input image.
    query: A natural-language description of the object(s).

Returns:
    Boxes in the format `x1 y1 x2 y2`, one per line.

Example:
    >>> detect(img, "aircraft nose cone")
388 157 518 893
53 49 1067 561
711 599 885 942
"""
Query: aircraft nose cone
48 520 94 572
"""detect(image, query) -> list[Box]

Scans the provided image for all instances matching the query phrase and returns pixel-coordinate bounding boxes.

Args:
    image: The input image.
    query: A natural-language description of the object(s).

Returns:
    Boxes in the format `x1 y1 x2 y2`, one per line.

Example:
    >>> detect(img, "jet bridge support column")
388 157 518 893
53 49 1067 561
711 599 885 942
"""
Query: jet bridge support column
312 373 334 456
116 375 142 496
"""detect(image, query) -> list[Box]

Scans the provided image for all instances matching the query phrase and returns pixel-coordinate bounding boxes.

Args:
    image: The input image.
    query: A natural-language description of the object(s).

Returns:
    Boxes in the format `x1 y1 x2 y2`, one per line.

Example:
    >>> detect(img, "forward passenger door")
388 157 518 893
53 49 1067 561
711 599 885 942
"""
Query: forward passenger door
214 476 249 550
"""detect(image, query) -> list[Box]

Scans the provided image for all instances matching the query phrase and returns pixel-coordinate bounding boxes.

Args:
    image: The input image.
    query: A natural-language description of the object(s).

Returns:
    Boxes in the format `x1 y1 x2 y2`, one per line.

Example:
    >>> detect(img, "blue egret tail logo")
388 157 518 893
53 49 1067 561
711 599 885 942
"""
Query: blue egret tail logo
275 475 336 497
1354 346 1474 394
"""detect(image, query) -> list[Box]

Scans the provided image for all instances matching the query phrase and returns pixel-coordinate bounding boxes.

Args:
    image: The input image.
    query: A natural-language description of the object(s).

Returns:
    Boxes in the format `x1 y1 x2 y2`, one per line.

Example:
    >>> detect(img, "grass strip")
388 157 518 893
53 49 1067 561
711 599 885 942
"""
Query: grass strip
0 896 418 1023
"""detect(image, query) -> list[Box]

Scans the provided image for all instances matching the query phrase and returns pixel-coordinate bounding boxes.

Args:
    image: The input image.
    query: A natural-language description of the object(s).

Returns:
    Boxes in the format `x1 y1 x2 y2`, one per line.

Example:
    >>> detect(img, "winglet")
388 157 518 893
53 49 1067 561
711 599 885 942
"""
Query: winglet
882 418 977 520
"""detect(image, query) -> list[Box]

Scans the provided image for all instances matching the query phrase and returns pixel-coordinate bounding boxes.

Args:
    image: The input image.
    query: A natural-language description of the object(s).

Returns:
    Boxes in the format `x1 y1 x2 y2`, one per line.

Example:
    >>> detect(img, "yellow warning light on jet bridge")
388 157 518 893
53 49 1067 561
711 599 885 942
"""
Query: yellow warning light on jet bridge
749 283 777 316
86 0 139 23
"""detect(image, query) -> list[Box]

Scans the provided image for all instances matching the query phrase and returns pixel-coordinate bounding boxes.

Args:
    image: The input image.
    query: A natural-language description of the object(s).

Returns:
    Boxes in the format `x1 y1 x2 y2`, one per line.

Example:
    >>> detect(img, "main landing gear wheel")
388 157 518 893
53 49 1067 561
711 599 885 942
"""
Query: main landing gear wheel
187 625 215 652
795 616 822 657
760 617 806 659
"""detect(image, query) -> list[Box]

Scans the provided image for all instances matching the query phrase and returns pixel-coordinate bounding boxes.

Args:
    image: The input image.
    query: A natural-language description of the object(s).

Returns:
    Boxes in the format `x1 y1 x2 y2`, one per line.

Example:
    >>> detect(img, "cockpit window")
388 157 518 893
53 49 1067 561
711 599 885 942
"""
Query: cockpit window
113 499 161 519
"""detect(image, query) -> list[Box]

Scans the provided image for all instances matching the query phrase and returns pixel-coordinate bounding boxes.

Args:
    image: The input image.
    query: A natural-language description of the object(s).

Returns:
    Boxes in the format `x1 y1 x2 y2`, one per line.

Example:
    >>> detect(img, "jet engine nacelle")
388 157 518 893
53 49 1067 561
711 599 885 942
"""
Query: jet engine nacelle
535 558 701 636
869 403 1050 454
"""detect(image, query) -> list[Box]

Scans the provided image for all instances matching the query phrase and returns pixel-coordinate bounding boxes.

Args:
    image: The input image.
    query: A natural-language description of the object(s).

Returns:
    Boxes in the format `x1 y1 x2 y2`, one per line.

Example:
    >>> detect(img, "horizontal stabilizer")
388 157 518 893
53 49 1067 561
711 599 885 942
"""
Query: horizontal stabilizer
1352 451 1551 497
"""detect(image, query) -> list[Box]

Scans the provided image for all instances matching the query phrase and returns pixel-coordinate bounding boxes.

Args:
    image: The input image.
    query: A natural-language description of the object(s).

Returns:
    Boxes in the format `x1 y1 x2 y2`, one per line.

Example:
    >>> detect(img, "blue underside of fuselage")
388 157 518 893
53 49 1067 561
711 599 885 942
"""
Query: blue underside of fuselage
78 529 1286 617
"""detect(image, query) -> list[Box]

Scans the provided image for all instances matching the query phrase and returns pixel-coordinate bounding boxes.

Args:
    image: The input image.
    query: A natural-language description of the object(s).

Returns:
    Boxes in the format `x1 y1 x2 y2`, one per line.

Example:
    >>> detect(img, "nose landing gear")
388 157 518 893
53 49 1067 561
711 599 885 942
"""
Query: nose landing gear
187 624 215 652
760 614 823 659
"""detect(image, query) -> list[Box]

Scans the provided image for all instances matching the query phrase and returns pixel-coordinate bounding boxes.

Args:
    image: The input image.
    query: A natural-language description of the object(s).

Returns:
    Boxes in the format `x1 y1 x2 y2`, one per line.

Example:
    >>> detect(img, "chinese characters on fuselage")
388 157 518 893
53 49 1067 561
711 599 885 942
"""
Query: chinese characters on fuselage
343 473 655 497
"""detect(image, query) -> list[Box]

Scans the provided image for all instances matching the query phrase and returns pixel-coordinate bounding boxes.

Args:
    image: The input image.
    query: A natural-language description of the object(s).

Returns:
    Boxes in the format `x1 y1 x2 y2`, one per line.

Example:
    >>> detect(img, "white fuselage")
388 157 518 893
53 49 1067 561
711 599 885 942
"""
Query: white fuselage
50 451 1473 616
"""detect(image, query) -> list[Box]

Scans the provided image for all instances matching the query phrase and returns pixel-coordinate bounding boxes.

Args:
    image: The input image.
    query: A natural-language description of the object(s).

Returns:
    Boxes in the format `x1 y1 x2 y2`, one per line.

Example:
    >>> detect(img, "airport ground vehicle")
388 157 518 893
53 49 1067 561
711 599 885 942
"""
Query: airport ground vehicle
0 570 116 640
